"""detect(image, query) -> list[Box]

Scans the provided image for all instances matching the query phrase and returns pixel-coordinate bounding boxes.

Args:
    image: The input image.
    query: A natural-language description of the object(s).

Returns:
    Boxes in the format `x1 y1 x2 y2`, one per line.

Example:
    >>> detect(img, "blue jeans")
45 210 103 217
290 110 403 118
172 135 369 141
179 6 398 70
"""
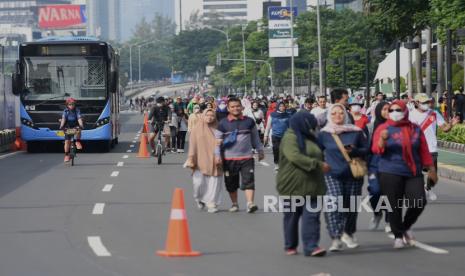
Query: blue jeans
283 198 321 254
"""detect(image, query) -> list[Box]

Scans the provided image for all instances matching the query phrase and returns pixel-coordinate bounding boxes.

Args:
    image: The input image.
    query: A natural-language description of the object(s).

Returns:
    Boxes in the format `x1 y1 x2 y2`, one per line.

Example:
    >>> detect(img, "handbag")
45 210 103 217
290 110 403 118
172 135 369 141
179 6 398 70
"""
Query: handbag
331 134 367 179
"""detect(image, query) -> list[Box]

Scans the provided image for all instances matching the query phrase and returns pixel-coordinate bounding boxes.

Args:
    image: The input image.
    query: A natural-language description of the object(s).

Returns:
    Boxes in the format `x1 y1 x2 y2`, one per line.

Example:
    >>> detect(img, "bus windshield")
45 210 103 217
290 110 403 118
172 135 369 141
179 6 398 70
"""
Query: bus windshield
22 56 107 101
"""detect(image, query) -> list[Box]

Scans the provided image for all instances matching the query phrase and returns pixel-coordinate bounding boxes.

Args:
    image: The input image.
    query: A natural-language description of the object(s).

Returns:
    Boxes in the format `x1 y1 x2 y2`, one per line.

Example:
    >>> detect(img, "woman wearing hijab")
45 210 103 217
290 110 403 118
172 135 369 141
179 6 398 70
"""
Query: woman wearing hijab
277 112 330 257
367 101 390 231
187 104 202 133
216 100 228 122
372 100 436 249
185 108 223 213
318 103 368 252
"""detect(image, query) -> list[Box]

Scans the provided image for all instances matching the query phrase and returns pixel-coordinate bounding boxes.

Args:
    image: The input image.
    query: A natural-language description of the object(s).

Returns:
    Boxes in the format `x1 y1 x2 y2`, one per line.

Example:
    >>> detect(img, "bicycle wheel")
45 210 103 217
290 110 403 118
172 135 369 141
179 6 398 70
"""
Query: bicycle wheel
157 144 162 165
70 144 76 166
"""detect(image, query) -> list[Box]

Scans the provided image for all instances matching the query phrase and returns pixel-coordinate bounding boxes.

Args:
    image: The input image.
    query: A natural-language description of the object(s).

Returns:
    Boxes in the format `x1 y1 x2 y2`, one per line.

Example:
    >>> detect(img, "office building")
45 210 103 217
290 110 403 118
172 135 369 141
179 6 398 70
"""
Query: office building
86 0 120 41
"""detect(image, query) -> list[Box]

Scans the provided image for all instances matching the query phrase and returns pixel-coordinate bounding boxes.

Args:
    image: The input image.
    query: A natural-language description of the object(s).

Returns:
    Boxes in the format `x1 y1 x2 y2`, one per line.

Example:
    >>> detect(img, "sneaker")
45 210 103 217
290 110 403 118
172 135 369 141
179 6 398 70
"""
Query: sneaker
341 233 359 249
207 203 219 213
196 200 205 210
247 202 258 213
229 204 239 213
368 214 382 231
393 238 406 249
309 247 326 257
329 239 344 252
274 165 279 171
403 230 415 246
180 149 185 153
75 141 83 150
385 224 392 233
64 155 70 162
177 149 182 153
426 189 438 201
285 249 298 256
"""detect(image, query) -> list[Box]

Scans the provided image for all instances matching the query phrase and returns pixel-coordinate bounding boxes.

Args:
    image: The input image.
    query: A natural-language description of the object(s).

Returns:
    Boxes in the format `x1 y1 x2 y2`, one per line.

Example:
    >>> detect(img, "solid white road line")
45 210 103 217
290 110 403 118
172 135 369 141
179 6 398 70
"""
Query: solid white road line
387 234 449 254
126 150 132 153
0 151 21 160
87 236 111 257
414 241 449 254
102 184 113 192
122 155 129 159
92 203 105 215
110 171 119 177
117 162 124 167
259 161 270 167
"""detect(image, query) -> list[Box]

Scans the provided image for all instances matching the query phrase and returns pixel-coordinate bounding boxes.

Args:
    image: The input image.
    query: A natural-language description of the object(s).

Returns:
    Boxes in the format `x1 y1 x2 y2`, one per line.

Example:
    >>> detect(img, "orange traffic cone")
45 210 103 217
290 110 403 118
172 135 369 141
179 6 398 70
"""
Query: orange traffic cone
13 127 27 151
137 134 150 158
157 188 201 257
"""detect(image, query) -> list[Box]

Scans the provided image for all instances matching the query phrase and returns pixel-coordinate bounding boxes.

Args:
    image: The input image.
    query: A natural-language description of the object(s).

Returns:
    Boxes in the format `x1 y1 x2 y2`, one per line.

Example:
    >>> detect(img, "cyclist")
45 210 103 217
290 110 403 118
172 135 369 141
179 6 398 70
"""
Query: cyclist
148 96 170 155
59 98 84 163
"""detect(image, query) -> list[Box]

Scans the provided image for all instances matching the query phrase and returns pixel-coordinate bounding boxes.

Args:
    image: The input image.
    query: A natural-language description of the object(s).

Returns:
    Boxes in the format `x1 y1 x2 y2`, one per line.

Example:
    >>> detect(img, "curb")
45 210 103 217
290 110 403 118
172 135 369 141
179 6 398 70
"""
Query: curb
438 162 465 183
438 140 465 153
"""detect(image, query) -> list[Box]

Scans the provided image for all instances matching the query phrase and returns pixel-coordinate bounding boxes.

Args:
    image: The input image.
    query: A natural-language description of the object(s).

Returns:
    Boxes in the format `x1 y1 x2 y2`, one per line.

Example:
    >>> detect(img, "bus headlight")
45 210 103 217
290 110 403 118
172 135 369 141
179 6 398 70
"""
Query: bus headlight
21 118 38 129
96 117 110 127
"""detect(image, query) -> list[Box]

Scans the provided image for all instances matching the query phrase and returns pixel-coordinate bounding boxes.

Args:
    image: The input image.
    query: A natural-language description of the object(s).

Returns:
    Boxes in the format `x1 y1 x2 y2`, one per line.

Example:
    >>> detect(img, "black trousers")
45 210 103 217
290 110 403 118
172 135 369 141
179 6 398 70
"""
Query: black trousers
272 135 282 164
379 172 427 239
177 131 187 150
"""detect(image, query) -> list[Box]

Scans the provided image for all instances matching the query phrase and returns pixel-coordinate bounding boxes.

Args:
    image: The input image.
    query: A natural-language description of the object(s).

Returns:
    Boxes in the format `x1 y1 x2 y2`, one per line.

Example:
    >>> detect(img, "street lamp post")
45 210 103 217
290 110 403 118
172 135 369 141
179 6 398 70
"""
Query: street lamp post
290 0 295 98
137 40 162 83
446 29 453 120
241 25 247 94
395 41 401 99
316 1 324 97
207 27 230 54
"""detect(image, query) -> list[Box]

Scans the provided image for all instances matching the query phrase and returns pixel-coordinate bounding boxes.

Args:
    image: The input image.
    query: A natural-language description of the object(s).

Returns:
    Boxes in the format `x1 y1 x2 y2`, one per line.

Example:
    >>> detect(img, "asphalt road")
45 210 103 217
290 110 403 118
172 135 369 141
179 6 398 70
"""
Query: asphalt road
1 112 464 276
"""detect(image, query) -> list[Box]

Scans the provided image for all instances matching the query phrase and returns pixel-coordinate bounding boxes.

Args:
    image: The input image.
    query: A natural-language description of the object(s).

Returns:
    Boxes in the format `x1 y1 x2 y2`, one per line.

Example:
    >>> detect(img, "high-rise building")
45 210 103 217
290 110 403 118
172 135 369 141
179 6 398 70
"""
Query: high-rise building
86 0 120 41
286 0 307 14
175 0 286 33
307 0 363 12
119 0 175 41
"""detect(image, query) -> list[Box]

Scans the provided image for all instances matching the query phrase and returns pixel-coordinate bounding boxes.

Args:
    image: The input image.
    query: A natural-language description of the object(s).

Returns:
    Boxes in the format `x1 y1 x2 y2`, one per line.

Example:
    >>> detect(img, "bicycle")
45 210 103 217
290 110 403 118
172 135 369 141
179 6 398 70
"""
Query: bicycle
64 128 80 166
154 122 166 165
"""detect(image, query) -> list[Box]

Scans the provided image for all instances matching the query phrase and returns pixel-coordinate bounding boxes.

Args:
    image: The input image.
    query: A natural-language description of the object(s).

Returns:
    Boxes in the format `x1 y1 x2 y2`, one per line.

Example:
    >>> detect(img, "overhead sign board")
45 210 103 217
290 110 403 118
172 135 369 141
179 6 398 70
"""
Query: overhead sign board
269 47 299 58
268 20 292 29
38 5 87 29
268 7 298 20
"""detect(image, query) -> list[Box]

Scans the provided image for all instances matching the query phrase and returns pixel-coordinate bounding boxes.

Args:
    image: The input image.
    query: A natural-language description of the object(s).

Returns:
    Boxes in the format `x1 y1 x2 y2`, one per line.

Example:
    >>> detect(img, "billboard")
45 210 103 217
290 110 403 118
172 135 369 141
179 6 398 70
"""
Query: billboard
268 7 298 20
38 5 87 29
268 6 298 58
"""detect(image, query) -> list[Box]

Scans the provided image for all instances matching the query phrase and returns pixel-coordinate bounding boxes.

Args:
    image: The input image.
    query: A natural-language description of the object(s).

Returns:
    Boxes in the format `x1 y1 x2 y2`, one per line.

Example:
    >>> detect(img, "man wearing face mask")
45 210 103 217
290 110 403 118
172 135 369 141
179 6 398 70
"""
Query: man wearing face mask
409 93 457 195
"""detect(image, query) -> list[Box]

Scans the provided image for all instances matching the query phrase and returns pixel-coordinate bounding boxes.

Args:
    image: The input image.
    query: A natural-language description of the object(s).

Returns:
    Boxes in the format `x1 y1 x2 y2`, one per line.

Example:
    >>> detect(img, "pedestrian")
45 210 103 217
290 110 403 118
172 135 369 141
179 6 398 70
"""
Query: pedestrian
177 109 188 153
248 101 265 141
372 99 437 249
318 103 368 251
349 99 369 136
216 100 229 122
264 102 291 171
367 101 390 231
276 111 329 257
188 105 202 133
168 104 178 153
185 108 223 213
409 94 457 199
215 97 265 213
311 96 328 127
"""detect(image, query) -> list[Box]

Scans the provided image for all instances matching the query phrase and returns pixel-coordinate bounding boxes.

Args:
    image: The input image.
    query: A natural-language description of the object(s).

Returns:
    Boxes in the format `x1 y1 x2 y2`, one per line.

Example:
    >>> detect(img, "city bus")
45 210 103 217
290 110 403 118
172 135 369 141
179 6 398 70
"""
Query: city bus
11 37 120 152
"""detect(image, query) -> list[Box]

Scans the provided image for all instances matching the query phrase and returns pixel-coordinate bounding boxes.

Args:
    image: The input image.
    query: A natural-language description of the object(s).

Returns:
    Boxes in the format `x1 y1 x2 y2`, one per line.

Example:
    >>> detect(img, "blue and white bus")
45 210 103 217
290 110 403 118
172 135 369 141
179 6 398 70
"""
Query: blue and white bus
12 37 120 152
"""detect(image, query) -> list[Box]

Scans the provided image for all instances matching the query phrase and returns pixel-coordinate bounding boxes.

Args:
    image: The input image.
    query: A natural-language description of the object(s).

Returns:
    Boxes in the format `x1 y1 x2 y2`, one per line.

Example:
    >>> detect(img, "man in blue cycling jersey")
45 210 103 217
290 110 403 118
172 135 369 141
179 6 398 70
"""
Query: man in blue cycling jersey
59 98 84 162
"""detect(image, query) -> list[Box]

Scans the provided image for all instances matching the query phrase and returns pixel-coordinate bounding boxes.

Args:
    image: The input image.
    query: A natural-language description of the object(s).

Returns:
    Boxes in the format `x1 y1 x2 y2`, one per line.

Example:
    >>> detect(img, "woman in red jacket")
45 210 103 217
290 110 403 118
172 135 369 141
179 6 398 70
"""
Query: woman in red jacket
372 100 437 249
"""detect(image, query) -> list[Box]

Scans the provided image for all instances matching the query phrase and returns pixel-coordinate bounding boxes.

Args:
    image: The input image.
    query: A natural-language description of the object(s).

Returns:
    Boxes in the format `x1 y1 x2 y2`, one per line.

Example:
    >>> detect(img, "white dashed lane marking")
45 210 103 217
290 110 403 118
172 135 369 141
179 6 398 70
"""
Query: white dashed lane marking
117 162 124 167
87 236 111 257
122 155 129 159
92 203 105 215
102 184 113 192
110 171 119 177
259 161 270 167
